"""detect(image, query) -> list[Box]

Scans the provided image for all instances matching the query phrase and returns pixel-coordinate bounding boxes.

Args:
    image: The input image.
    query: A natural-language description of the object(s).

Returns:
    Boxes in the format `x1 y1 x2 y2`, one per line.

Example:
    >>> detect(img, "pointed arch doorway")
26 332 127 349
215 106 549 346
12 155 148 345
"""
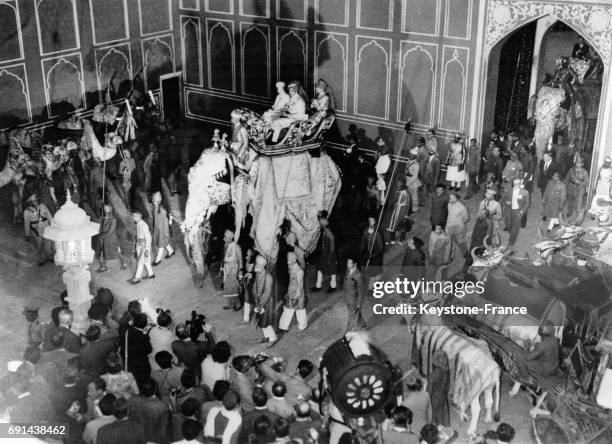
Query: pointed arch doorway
471 0 612 201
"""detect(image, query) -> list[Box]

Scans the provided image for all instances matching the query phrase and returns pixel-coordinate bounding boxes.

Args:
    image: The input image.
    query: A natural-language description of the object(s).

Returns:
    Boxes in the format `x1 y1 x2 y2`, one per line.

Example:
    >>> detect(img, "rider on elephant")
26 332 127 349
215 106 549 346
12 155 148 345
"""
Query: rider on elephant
230 109 251 169
550 57 578 111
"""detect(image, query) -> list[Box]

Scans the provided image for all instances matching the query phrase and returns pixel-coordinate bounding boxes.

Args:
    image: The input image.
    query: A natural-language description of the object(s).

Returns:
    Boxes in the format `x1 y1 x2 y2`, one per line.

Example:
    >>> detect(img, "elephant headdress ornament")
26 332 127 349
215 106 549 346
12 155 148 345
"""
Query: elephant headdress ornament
182 146 234 233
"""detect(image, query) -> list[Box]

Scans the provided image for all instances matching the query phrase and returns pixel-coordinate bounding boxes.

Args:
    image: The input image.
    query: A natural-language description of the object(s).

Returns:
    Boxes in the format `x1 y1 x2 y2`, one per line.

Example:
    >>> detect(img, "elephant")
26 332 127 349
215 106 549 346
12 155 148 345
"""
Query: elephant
529 60 585 160
181 102 341 286
181 144 341 280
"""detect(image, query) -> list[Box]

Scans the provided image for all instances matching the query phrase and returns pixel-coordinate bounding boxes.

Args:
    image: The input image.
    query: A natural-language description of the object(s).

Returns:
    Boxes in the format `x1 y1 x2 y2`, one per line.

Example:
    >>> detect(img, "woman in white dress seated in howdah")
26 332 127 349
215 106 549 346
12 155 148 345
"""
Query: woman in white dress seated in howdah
270 80 309 142
263 82 290 124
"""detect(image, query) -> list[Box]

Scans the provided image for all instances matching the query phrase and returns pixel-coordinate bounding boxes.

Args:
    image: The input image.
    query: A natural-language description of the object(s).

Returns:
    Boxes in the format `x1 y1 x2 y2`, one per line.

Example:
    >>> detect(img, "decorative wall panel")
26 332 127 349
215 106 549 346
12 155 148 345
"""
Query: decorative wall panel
357 0 393 31
486 0 612 65
41 53 85 118
205 0 233 15
89 0 129 45
401 0 440 37
241 24 270 98
94 43 132 102
0 0 23 63
444 0 472 39
181 16 203 87
240 0 270 18
315 32 348 112
277 0 307 23
354 37 391 120
0 64 30 130
207 19 235 92
439 46 468 132
35 0 80 55
139 0 172 36
315 0 348 27
398 41 437 127
277 28 307 86
141 34 175 91
180 0 199 11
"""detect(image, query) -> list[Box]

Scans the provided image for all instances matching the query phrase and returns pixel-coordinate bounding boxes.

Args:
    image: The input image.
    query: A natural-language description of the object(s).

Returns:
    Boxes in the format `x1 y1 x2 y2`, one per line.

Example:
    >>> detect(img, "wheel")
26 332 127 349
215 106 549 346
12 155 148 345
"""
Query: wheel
532 416 573 444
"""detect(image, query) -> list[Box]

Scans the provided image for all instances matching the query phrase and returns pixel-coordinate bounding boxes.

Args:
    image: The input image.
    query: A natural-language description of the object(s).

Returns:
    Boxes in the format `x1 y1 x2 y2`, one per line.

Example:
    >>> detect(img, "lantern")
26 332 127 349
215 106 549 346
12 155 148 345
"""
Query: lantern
44 193 99 334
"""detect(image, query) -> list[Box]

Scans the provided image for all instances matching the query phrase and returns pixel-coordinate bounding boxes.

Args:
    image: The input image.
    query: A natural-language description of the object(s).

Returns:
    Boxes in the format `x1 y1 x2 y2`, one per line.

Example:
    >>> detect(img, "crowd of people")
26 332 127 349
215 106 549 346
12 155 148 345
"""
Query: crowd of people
6 75 584 444
5 124 550 444
4 289 518 444
338 127 590 280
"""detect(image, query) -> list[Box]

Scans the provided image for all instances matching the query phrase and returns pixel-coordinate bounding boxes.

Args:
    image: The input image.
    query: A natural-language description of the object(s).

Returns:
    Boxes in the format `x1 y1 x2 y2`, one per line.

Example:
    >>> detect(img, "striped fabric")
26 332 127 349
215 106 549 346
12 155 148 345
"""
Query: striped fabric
417 323 500 411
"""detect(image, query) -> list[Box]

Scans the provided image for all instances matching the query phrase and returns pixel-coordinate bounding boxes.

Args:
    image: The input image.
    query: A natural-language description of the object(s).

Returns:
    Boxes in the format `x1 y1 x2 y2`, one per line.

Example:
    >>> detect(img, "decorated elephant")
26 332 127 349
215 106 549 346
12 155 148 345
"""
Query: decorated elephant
529 59 585 159
181 143 341 283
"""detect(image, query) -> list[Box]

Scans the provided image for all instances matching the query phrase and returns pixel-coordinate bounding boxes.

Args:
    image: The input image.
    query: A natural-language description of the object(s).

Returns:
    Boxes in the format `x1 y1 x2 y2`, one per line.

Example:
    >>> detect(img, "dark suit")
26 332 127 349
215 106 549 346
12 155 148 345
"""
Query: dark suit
128 395 171 444
430 192 449 229
359 228 384 268
423 155 440 191
343 268 366 332
526 335 560 377
171 339 211 379
38 348 78 385
51 382 87 442
97 418 146 444
290 414 325 443
503 187 530 246
80 338 119 377
170 413 205 442
42 325 82 353
121 327 152 387
240 407 280 442
538 160 560 195
572 42 591 59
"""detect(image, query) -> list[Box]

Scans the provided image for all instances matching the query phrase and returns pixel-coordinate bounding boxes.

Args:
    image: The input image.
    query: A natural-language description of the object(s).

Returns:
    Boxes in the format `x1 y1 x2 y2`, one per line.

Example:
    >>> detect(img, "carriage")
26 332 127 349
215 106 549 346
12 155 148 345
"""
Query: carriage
449 257 612 443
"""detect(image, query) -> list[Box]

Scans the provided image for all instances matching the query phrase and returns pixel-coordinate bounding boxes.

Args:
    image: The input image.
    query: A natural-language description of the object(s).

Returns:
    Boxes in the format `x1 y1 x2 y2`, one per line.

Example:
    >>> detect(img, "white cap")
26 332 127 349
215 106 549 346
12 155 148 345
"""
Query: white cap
7 360 23 372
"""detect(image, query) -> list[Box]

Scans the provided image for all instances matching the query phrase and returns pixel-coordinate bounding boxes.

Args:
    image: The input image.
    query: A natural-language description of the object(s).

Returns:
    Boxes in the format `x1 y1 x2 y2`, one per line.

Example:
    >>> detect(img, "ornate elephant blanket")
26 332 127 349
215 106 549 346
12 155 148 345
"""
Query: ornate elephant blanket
417 323 499 410
533 86 566 158
250 152 341 260
271 153 311 199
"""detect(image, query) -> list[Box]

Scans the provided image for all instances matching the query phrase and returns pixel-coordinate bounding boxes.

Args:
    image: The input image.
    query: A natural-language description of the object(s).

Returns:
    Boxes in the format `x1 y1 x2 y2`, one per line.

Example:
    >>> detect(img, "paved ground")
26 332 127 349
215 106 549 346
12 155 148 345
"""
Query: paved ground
0 166 554 442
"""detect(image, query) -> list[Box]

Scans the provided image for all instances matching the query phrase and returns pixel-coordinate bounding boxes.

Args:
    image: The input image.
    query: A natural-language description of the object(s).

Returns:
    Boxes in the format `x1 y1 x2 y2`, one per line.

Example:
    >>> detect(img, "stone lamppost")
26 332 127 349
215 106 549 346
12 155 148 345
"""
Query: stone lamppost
44 192 99 335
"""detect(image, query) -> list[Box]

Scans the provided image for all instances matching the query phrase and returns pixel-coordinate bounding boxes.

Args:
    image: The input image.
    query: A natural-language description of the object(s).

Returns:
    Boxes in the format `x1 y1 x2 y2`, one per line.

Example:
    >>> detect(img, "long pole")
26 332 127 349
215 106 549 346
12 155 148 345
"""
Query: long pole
365 126 410 271
101 122 108 209
505 50 523 131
